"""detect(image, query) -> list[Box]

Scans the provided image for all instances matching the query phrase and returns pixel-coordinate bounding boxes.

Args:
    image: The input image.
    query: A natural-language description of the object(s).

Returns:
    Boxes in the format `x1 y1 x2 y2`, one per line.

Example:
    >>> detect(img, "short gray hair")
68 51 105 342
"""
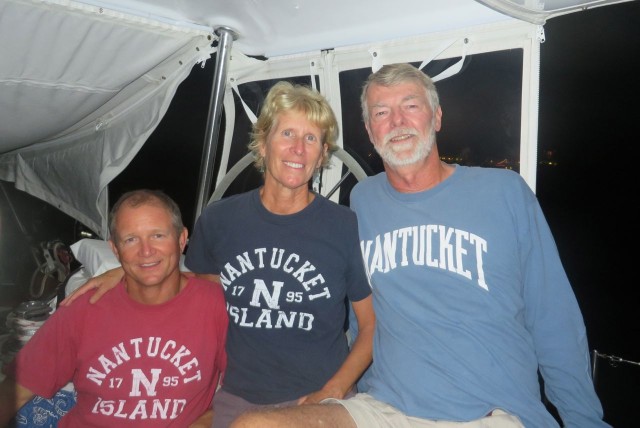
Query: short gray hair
361 63 440 125
109 189 183 240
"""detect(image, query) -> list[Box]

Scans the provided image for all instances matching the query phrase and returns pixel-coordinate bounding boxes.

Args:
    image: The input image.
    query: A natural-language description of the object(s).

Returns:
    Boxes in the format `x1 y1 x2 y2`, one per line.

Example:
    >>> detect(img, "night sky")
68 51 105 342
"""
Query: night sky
538 1 638 363
536 3 639 425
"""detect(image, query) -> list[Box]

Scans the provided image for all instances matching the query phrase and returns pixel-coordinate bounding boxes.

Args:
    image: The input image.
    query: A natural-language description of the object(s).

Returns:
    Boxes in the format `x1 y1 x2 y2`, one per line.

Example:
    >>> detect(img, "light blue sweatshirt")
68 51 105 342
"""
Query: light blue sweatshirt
350 165 607 427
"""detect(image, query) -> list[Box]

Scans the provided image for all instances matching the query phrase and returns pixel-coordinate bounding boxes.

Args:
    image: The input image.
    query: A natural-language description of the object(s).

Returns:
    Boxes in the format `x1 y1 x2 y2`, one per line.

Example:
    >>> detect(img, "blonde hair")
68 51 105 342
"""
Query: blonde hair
248 81 339 172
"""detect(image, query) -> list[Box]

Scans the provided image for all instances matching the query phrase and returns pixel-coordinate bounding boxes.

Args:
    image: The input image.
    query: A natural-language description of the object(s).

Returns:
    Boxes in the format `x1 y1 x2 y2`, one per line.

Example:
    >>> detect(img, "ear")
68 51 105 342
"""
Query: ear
365 122 375 145
108 239 121 262
258 140 269 172
179 228 188 253
434 106 443 132
316 144 328 169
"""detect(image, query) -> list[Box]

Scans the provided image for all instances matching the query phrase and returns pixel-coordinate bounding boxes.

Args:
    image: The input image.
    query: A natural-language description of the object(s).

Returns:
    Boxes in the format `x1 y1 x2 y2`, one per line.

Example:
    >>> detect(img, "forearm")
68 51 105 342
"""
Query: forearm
0 378 35 427
321 324 374 397
60 266 124 306
319 295 375 398
193 272 220 283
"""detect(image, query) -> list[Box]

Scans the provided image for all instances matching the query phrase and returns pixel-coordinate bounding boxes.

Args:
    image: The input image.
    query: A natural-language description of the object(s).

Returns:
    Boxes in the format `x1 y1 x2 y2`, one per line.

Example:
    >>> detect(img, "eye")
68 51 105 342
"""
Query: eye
123 236 137 245
371 108 388 120
282 129 293 137
304 134 318 144
403 98 425 111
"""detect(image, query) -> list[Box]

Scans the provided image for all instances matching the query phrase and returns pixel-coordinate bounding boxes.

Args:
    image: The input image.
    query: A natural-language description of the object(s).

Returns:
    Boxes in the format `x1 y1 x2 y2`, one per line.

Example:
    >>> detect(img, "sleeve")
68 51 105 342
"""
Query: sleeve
345 213 372 303
519 183 607 427
4 305 81 398
213 283 229 385
184 208 219 275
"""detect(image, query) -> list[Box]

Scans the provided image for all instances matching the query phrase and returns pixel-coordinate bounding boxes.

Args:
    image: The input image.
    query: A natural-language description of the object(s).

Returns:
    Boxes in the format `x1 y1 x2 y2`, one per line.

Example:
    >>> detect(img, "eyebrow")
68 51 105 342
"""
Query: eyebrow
402 94 421 103
371 93 421 109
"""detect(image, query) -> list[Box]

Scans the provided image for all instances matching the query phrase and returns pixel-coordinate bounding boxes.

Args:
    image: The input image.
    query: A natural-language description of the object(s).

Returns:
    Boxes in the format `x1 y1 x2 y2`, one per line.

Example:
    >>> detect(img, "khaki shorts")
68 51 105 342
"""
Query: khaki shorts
323 393 525 428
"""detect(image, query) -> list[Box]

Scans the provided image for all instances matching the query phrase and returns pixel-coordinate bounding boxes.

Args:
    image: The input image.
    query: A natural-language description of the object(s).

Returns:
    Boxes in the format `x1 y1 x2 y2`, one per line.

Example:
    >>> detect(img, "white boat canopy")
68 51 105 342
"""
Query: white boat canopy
0 0 633 237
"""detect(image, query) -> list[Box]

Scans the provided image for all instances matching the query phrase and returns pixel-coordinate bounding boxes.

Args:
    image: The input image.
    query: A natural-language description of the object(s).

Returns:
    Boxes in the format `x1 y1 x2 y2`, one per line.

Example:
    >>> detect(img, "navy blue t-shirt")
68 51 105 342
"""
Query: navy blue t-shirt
185 189 371 404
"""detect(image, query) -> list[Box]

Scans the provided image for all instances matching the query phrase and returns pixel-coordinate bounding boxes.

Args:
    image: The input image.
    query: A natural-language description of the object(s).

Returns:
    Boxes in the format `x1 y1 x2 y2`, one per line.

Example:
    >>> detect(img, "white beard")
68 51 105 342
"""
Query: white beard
376 125 436 167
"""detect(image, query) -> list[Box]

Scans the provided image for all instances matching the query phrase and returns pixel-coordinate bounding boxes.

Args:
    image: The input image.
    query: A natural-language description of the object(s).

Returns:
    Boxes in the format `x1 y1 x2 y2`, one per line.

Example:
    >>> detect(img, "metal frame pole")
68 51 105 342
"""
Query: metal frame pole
193 26 238 226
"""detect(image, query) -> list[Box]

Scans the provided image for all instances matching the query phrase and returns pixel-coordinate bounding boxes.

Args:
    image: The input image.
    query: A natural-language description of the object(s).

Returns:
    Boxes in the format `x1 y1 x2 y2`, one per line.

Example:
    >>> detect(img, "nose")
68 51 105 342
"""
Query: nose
138 239 155 257
291 136 305 155
390 108 404 127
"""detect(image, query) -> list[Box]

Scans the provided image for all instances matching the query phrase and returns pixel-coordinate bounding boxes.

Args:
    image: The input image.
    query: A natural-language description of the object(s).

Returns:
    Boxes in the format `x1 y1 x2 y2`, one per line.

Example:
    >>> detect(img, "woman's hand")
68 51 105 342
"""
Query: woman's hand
297 384 349 405
59 266 124 305
297 295 375 406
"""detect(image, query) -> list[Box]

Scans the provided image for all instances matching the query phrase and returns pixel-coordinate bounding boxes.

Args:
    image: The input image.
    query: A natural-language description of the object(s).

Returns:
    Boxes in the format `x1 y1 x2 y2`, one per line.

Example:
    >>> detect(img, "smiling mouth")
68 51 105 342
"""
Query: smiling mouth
390 134 414 142
140 261 160 268
283 161 304 169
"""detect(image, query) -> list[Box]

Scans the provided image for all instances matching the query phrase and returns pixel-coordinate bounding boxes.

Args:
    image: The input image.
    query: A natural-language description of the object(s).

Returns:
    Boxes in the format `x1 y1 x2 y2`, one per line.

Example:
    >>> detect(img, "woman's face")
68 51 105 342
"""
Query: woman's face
261 109 326 192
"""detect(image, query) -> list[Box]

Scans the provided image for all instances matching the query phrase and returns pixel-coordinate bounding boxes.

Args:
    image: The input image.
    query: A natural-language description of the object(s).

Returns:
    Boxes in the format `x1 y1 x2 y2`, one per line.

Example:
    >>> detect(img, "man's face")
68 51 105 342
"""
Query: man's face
109 203 186 291
365 81 442 167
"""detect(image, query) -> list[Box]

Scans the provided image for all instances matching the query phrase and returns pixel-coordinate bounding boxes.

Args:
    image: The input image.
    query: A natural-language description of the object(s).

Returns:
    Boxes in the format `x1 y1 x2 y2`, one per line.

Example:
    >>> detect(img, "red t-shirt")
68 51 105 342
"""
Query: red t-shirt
5 277 228 427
